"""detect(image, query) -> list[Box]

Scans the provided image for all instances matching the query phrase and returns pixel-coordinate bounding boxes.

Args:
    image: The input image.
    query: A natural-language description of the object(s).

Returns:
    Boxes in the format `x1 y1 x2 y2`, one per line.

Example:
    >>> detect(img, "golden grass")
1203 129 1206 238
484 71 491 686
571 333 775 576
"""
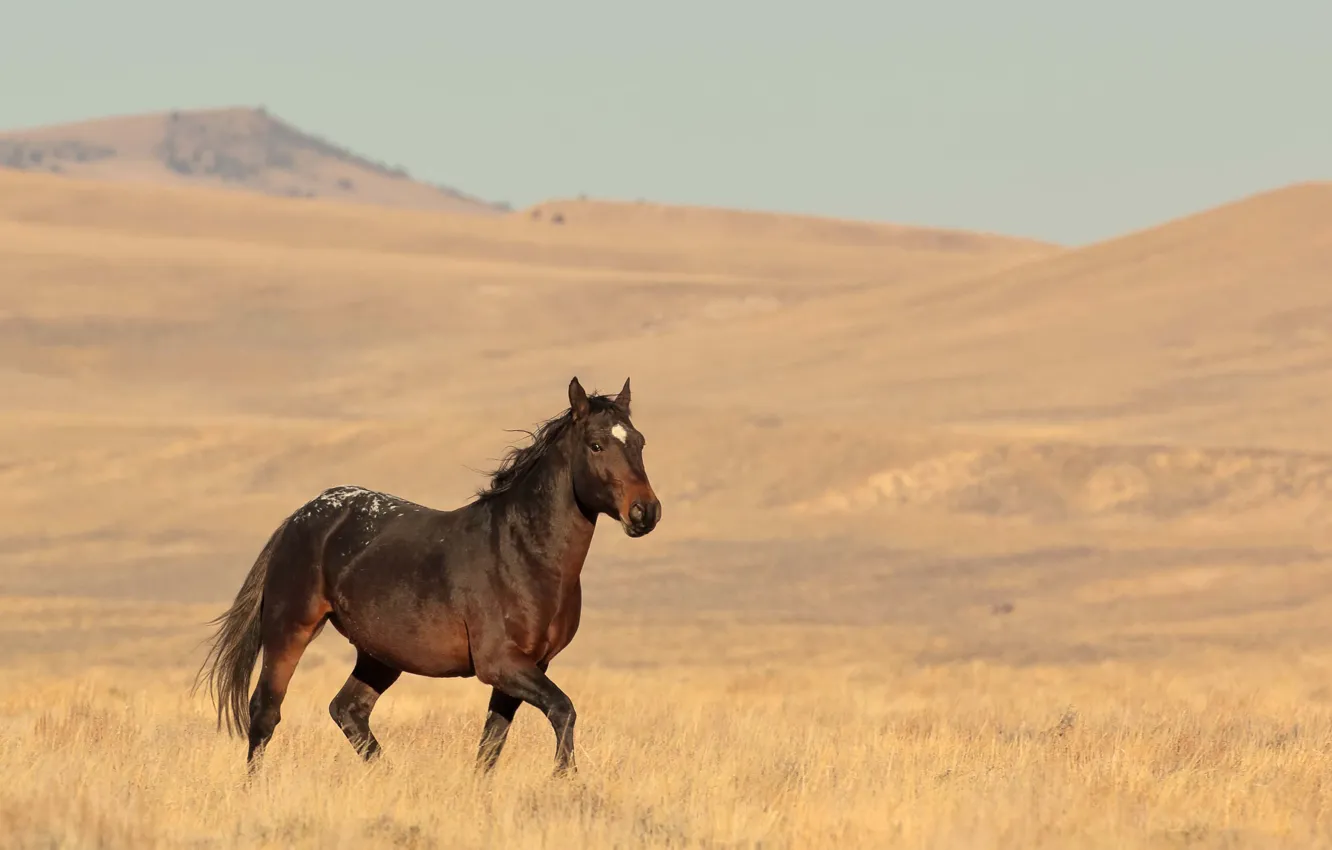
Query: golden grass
4 635 1332 849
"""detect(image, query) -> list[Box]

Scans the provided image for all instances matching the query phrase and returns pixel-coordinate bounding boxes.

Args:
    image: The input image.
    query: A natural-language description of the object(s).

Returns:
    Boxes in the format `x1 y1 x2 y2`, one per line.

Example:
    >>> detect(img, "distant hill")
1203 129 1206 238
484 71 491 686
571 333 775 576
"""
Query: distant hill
620 181 1332 454
0 107 507 215
523 197 1054 257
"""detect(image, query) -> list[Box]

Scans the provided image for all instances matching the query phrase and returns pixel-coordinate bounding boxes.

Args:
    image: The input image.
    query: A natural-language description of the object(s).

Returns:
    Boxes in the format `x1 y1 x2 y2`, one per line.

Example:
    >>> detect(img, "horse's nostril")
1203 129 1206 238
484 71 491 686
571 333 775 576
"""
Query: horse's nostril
629 502 646 523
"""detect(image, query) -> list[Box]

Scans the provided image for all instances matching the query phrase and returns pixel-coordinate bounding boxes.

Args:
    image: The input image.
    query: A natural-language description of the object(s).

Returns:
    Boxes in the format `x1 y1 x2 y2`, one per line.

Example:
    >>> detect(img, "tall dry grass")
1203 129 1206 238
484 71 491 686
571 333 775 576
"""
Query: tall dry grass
4 644 1332 849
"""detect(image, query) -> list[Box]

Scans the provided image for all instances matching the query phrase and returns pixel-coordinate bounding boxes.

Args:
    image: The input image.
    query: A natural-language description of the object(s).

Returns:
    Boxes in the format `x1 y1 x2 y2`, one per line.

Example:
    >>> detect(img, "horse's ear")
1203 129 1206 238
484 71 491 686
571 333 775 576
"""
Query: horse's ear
568 376 591 420
614 377 631 415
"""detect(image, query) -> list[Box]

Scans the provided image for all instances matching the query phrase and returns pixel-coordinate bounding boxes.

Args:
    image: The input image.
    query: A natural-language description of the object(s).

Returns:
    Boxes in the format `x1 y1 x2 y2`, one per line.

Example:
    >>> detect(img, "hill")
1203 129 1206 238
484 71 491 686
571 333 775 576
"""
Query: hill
0 107 506 214
609 181 1332 450
0 168 1329 660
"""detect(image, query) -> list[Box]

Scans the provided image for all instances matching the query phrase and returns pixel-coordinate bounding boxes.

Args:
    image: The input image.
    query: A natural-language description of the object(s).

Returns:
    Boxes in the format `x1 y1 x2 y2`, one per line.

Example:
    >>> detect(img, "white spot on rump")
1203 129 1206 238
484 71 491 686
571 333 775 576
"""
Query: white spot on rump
611 424 628 444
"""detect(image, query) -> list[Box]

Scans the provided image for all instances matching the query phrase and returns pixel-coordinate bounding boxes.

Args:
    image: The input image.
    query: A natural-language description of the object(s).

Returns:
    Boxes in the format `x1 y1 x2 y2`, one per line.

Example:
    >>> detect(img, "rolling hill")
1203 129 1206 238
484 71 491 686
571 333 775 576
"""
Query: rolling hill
0 162 1329 662
602 181 1332 451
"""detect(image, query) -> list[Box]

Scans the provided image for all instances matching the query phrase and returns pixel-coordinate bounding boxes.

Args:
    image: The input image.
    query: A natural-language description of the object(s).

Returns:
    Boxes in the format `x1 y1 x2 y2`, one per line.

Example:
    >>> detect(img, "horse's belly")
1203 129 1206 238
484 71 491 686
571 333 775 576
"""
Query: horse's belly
331 602 474 679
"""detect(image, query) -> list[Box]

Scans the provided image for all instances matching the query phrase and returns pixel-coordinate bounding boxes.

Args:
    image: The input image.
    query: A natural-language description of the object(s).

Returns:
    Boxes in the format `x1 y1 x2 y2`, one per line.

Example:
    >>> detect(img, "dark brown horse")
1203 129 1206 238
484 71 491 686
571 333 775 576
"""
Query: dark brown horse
194 377 660 777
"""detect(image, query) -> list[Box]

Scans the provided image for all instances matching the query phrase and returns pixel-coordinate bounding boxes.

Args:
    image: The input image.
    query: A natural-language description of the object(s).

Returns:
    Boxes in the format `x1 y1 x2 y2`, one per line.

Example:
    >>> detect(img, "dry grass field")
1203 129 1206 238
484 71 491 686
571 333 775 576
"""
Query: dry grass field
2 142 1332 848
6 602 1332 849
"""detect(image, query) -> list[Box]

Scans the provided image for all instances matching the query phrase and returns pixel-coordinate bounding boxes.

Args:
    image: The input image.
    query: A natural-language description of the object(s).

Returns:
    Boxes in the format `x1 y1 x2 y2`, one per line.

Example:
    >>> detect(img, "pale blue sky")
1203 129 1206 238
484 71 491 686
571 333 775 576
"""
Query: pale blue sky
3 0 1329 244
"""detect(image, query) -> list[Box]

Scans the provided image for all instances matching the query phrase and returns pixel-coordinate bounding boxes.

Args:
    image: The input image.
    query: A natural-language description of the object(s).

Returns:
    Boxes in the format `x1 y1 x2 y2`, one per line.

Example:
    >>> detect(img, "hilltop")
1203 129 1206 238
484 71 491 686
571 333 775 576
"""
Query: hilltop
0 107 506 214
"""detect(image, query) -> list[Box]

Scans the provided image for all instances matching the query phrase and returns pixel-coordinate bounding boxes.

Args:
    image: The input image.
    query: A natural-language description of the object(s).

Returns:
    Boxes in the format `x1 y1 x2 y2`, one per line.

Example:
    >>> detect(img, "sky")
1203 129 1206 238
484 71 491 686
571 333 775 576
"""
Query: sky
2 0 1329 245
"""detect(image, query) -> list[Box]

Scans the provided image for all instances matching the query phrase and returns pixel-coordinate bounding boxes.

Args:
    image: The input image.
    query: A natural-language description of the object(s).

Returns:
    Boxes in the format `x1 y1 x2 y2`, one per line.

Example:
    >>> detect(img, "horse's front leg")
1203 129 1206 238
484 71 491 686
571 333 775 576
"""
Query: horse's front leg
480 654 577 777
475 687 523 772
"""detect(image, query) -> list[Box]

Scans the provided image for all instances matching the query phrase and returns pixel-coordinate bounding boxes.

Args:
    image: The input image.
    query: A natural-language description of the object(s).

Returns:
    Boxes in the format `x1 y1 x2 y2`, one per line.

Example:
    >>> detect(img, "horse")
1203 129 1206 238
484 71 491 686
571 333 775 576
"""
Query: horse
193 376 661 777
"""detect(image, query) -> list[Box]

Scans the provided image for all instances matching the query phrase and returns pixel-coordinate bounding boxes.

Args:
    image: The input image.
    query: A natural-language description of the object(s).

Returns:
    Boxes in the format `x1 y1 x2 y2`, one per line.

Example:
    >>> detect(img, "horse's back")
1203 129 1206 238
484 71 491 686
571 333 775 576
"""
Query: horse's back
294 484 434 524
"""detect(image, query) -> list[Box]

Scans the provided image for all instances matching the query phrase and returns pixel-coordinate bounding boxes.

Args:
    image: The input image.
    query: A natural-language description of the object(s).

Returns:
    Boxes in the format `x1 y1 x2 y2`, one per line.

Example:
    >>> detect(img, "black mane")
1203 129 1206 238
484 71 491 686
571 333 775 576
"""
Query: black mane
474 393 621 501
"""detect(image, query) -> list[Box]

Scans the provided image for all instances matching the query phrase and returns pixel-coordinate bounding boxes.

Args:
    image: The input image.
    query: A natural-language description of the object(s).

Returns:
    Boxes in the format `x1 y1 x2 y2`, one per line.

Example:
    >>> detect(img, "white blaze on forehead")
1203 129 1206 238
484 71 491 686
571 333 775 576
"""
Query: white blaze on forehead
610 424 629 444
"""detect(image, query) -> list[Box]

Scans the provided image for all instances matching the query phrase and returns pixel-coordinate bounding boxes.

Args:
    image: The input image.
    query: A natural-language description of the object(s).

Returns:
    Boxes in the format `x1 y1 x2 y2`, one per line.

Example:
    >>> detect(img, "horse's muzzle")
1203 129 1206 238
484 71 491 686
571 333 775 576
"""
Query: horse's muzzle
623 498 661 537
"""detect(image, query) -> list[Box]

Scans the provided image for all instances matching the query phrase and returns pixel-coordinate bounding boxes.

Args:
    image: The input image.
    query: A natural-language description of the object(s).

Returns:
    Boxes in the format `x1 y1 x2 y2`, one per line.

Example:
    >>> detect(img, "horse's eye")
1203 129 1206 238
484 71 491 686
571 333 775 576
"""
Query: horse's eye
590 442 603 453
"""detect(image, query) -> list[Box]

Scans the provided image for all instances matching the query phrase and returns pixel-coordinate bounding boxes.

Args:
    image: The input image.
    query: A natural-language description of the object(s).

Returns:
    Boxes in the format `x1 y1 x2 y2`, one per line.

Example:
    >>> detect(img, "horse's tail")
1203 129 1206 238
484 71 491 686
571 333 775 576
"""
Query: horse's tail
192 518 289 738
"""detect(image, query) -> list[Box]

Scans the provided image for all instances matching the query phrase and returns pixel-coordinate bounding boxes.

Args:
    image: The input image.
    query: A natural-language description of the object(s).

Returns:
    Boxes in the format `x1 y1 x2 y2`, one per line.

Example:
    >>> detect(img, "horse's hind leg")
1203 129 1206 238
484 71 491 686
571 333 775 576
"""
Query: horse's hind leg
330 650 401 761
246 610 327 771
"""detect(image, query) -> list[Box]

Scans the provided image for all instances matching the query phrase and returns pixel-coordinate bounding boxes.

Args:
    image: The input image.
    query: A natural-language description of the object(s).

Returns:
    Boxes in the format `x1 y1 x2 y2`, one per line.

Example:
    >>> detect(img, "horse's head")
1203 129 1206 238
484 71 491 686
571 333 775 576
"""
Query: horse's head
567 376 661 538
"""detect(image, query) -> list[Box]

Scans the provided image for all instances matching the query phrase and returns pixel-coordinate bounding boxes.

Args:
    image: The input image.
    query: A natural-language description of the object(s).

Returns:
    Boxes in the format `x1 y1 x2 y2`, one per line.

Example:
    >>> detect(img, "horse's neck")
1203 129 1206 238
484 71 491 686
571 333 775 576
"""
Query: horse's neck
501 460 596 579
